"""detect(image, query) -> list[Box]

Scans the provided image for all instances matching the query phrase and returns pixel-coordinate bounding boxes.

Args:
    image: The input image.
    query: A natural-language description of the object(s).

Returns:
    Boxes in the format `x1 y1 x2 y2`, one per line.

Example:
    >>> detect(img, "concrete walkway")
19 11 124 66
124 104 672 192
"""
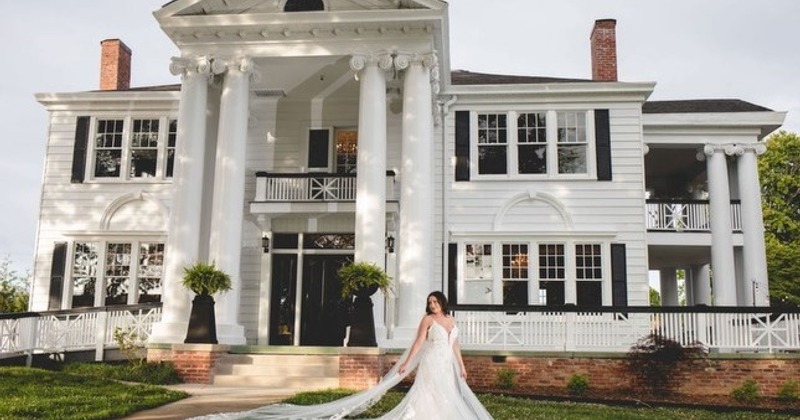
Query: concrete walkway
122 384 293 420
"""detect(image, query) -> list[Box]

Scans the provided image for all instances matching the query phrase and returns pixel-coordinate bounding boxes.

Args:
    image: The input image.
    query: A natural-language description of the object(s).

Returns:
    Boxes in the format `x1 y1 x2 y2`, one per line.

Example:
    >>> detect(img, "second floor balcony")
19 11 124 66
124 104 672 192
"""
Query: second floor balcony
646 199 742 233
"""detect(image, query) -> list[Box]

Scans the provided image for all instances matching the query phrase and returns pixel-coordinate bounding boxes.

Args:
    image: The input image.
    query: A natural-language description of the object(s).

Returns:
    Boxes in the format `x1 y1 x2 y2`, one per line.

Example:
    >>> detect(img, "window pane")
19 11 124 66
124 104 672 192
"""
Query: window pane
465 243 492 280
503 281 528 306
577 281 602 306
335 130 358 174
576 244 602 280
518 144 547 174
463 280 493 304
539 281 565 306
539 244 565 279
105 243 131 306
94 150 122 177
130 150 158 178
72 242 99 308
557 144 587 174
502 243 528 280
165 119 177 178
130 119 160 178
138 243 164 303
94 119 124 178
478 146 507 174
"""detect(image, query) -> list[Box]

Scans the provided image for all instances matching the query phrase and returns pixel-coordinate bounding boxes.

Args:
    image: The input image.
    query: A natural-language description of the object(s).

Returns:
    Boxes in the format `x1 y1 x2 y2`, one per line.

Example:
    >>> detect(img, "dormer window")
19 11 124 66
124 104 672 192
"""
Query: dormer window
284 0 324 12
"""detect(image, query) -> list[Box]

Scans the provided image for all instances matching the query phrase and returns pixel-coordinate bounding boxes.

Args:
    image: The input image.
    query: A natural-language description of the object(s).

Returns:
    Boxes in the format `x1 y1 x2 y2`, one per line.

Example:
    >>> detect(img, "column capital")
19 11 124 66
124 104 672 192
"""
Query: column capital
349 52 394 73
393 51 438 71
732 143 767 156
169 56 213 78
702 143 738 158
211 56 261 82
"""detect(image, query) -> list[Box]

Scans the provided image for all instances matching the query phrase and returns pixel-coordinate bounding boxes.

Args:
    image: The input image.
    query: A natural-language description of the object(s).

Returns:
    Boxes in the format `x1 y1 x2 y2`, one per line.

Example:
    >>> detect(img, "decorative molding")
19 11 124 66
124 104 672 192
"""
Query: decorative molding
349 52 394 73
211 56 261 83
169 56 213 79
732 143 767 156
493 190 574 231
99 190 168 231
702 143 766 160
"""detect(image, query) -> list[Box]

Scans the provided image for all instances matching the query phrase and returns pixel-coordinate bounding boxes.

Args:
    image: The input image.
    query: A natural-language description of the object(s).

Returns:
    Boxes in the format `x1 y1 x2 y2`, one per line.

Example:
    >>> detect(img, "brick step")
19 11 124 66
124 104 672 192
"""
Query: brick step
219 354 340 366
214 362 338 376
213 374 340 389
212 353 341 391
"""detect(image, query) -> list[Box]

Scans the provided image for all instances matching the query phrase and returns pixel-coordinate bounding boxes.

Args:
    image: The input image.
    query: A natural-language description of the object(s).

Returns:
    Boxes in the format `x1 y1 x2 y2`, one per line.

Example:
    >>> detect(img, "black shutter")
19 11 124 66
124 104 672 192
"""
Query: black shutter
595 109 612 181
307 129 330 169
455 111 470 181
448 243 458 305
610 243 628 306
71 116 90 183
48 242 68 310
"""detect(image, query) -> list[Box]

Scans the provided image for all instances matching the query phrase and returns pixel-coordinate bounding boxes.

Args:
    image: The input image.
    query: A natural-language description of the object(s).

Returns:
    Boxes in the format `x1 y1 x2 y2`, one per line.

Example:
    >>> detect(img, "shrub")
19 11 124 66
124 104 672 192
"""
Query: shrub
731 379 761 403
338 261 392 300
627 332 707 391
113 327 144 366
778 380 800 402
494 368 518 390
182 262 232 296
567 374 590 396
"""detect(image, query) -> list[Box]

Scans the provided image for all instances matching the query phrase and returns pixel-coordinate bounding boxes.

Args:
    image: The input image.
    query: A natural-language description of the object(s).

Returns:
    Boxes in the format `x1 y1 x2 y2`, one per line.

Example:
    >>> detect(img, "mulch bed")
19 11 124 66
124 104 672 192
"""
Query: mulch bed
476 386 800 416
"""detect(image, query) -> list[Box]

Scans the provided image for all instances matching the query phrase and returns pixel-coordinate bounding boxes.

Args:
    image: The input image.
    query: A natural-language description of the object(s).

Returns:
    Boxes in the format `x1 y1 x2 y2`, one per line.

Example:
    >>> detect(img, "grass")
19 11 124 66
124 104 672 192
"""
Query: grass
61 361 182 385
0 367 188 420
285 389 798 419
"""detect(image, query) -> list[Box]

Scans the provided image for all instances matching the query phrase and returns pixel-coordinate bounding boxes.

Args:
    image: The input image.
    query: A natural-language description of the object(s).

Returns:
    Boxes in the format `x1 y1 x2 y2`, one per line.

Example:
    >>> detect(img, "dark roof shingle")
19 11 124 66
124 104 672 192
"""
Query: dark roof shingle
643 99 772 114
450 70 592 85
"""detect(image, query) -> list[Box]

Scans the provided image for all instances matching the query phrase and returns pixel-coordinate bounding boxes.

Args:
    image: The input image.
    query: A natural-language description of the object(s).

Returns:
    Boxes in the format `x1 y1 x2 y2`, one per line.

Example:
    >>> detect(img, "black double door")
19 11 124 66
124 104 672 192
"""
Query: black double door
269 254 351 346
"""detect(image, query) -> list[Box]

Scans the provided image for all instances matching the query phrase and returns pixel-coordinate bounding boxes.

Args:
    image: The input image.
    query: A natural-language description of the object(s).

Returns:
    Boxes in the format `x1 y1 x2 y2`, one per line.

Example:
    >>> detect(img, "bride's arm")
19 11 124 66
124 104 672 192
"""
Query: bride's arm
398 315 432 374
452 334 468 379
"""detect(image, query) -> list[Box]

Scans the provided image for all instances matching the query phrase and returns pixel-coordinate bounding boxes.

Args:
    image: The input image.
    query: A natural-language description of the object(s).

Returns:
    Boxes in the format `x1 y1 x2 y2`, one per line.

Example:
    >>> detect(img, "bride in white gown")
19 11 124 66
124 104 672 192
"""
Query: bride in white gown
192 291 493 419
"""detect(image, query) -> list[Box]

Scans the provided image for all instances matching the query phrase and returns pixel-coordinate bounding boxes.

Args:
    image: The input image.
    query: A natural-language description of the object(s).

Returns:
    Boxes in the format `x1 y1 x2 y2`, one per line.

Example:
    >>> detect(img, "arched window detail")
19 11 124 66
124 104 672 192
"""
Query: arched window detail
284 0 325 12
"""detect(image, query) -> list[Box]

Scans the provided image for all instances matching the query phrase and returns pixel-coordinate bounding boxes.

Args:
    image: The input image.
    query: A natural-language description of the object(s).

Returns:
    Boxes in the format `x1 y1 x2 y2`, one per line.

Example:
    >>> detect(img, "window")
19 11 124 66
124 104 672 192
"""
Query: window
335 130 358 174
472 110 593 178
538 244 565 306
284 0 324 12
502 243 528 306
88 116 177 181
575 244 603 306
463 243 493 304
69 240 165 308
477 113 507 174
557 112 588 174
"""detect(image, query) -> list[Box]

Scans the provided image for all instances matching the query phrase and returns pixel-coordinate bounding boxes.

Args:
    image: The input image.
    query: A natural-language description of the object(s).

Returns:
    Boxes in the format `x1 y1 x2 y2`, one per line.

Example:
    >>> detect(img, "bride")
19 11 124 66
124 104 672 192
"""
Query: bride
192 291 493 419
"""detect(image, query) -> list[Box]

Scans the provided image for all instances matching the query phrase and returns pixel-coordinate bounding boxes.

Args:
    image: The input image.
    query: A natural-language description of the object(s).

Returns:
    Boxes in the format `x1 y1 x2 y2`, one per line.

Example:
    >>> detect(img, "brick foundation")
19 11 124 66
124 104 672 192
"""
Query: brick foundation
148 344 229 384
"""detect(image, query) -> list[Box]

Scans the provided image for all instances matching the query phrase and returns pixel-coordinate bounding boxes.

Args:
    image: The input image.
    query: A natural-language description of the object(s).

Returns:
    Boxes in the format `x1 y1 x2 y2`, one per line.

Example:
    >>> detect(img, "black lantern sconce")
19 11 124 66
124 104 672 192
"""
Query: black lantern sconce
261 235 270 253
385 235 395 253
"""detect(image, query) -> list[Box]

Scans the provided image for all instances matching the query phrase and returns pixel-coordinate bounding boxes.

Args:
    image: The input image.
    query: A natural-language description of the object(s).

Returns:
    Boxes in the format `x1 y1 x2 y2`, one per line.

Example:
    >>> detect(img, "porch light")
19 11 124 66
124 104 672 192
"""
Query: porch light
386 235 395 253
261 235 270 253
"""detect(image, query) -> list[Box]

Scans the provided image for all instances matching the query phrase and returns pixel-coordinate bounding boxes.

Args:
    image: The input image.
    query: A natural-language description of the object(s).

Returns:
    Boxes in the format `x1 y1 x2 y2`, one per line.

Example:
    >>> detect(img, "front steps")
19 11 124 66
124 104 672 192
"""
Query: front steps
212 353 341 392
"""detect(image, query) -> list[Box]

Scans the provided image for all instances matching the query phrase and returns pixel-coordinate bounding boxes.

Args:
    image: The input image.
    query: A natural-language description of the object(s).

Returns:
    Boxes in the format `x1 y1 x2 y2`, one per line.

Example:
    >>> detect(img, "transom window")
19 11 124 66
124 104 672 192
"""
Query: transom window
69 240 164 308
335 130 358 174
473 110 593 178
89 117 177 181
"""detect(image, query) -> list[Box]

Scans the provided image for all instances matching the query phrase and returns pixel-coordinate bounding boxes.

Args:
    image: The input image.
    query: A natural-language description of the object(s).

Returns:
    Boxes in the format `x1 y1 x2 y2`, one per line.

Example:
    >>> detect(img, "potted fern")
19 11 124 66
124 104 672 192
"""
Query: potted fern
338 261 391 347
182 262 232 344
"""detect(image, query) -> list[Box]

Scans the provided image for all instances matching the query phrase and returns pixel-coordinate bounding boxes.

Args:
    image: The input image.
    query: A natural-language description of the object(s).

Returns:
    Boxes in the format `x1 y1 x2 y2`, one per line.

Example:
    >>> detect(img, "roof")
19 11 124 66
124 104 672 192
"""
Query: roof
450 70 592 85
643 99 772 114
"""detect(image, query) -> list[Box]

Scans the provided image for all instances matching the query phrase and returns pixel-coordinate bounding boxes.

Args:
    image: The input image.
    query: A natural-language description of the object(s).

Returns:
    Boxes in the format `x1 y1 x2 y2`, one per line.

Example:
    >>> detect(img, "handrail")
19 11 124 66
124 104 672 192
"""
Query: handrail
451 304 800 314
0 302 162 320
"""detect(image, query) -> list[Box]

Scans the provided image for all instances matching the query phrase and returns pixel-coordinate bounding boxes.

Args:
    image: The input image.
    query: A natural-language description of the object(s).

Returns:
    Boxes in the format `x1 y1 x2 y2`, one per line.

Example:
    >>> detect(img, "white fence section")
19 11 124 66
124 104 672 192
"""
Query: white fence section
453 309 800 353
254 172 396 202
646 200 742 232
0 305 162 363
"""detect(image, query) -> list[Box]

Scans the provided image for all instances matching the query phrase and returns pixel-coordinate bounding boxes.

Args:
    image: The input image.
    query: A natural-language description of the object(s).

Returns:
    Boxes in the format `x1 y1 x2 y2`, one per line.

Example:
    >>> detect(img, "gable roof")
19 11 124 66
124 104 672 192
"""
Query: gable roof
642 99 772 114
451 70 592 85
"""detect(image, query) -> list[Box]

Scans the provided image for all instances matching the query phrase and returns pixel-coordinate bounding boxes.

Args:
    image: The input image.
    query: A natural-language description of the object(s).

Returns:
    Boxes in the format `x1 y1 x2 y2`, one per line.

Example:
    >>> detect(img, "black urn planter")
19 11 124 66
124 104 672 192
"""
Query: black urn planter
347 285 379 347
184 294 219 344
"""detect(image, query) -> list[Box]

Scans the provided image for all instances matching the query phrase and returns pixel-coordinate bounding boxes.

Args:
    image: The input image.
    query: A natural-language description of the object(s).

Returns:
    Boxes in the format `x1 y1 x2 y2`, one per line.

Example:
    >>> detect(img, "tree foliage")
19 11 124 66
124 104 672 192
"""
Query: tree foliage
759 131 800 306
0 256 30 313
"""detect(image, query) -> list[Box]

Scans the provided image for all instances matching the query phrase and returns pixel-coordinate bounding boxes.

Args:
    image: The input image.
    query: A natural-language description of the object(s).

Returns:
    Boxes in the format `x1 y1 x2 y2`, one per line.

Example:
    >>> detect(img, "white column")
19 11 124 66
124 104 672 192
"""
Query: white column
207 57 257 345
395 52 437 335
735 144 770 306
704 145 737 306
691 264 712 306
660 268 679 306
350 54 392 266
150 56 212 344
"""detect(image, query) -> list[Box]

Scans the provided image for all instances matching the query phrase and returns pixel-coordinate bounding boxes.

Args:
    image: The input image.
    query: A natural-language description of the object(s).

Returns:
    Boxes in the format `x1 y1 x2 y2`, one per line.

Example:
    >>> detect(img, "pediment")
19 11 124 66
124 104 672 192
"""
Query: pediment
157 0 443 18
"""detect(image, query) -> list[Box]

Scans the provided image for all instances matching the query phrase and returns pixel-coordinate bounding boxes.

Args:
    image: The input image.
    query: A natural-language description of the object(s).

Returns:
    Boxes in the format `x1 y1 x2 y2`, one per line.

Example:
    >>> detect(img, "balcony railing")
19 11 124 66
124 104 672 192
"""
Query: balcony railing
0 303 162 364
646 199 742 232
254 171 396 202
452 305 800 353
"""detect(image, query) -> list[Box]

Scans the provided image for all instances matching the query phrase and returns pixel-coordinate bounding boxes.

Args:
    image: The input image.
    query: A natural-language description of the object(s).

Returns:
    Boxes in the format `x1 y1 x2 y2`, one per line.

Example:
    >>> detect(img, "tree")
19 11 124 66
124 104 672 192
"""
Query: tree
0 256 30 313
649 287 661 306
758 131 800 306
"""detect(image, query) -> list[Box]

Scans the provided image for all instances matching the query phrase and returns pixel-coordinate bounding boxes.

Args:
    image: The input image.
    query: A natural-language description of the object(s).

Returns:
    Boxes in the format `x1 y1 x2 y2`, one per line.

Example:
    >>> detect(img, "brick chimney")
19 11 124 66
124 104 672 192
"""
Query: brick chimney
99 39 132 90
590 19 617 82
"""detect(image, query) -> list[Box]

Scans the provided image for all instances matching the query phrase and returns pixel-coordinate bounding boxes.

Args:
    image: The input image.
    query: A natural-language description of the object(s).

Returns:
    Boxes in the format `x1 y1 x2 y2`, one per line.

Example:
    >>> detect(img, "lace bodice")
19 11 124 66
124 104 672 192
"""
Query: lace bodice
427 321 457 347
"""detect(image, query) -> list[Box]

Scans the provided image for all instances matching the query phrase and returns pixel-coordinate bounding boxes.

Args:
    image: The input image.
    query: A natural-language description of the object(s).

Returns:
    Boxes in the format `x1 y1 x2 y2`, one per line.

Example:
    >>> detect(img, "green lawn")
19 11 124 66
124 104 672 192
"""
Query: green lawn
285 389 798 420
0 367 187 420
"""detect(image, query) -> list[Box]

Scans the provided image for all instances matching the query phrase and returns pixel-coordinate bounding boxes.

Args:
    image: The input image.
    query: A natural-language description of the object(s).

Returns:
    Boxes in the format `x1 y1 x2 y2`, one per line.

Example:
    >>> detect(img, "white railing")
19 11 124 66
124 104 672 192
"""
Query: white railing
0 304 162 363
254 172 396 202
646 200 742 232
453 306 800 353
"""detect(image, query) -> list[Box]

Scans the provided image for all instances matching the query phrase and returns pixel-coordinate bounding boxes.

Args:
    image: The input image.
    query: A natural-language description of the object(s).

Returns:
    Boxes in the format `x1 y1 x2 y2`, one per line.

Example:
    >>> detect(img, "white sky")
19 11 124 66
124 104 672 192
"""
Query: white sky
0 0 798 273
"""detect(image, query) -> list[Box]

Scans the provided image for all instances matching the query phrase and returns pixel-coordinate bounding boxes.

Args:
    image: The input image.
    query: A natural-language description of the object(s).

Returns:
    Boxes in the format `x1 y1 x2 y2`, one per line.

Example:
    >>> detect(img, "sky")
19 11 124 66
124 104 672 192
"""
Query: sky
0 0 798 274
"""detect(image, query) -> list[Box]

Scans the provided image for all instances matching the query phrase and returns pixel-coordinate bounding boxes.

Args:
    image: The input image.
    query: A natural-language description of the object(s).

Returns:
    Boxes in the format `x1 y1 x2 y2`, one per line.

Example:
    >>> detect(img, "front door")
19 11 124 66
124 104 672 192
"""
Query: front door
299 255 351 346
269 254 298 345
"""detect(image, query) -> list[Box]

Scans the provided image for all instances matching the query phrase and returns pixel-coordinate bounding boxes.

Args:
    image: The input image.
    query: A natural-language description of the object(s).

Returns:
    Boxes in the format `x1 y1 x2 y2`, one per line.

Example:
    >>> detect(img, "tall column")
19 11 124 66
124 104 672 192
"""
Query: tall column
660 268 679 306
207 57 257 345
704 145 737 306
350 54 392 266
150 56 212 344
735 144 770 306
691 264 712 306
395 52 437 335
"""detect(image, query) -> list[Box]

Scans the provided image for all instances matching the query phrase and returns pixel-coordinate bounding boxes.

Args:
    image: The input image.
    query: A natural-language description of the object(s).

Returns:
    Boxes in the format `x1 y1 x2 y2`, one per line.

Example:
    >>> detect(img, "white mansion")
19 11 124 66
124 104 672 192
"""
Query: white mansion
30 0 785 348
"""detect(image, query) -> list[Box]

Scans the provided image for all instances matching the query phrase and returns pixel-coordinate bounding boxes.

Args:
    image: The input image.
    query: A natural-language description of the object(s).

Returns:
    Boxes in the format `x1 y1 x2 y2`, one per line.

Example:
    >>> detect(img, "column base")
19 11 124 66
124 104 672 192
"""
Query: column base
148 321 190 345
216 323 247 345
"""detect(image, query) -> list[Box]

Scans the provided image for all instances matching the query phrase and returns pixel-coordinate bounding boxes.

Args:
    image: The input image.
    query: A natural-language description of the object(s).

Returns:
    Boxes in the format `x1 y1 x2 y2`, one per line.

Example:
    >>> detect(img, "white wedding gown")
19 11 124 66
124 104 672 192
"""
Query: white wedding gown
191 321 493 419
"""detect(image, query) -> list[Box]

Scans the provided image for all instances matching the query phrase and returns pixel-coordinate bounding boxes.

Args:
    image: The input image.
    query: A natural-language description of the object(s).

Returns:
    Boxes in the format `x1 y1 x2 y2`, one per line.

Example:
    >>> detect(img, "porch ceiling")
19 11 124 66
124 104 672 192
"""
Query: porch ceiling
251 55 357 100
648 243 710 269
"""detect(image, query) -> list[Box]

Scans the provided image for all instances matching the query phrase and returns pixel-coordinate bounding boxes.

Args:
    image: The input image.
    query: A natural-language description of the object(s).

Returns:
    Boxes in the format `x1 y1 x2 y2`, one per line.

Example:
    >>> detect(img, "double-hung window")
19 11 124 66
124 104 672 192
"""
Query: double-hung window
473 110 593 178
88 116 177 181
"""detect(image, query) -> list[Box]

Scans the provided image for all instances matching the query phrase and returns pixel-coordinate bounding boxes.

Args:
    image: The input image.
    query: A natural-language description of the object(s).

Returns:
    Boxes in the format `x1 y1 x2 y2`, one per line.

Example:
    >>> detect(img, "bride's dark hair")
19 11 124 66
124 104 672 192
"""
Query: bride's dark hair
425 291 449 315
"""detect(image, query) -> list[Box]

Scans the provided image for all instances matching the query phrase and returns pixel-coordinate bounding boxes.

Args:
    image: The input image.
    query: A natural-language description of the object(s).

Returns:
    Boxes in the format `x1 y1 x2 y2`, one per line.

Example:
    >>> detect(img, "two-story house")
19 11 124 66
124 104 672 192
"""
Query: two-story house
30 0 785 352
